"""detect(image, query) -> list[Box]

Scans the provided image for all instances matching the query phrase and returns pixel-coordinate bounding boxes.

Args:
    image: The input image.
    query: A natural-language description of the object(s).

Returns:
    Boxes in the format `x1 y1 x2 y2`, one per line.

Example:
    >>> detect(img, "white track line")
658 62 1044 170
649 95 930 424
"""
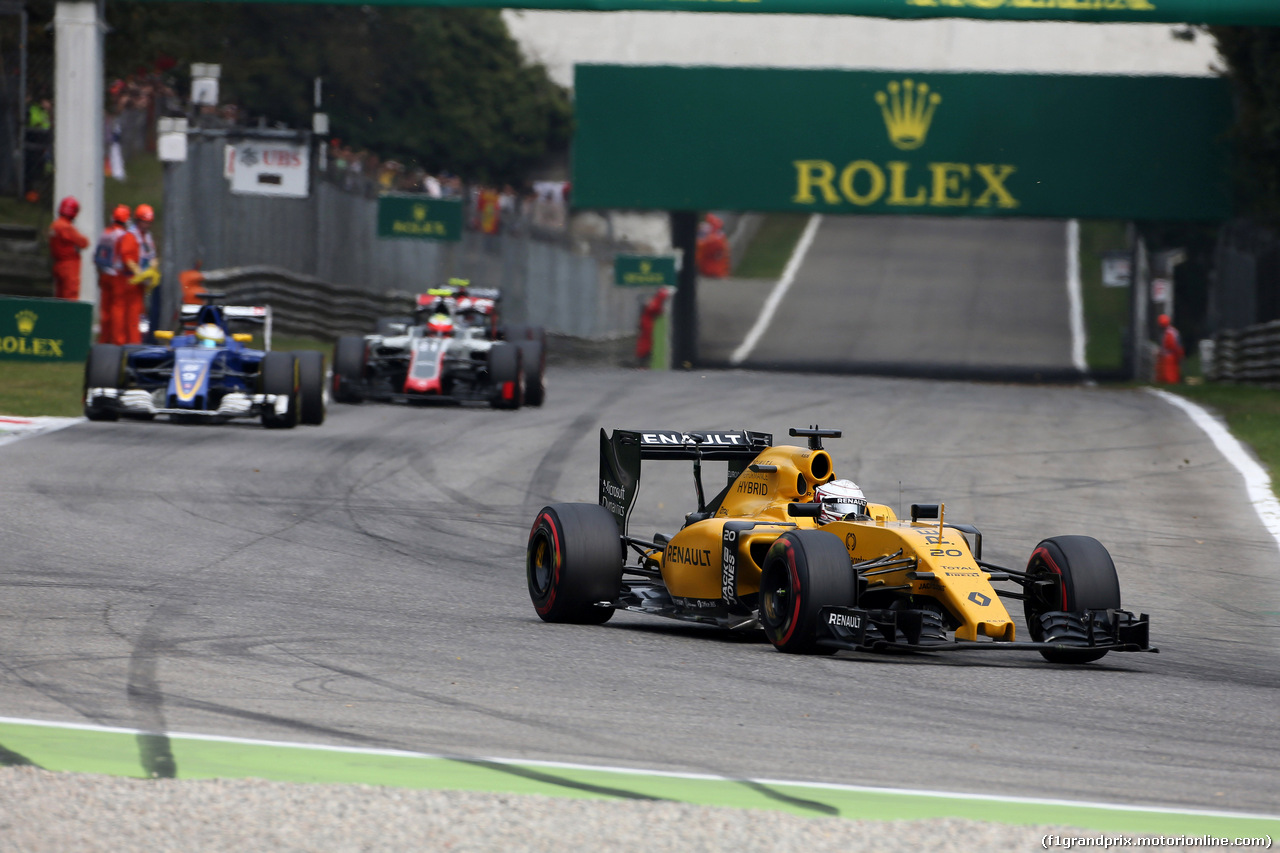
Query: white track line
1149 388 1280 555
1066 219 1088 375
729 213 823 365
1 716 1276 821
0 416 82 448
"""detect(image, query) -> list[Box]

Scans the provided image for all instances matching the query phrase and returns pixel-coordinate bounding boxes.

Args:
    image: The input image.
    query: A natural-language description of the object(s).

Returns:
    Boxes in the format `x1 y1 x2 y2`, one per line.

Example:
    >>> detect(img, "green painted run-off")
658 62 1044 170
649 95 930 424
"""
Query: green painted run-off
1 720 1277 838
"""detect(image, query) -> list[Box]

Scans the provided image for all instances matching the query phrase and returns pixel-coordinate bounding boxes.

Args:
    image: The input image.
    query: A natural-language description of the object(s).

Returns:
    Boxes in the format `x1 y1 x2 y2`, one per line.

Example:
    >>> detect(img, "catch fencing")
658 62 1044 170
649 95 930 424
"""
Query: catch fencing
1209 219 1280 335
164 132 646 341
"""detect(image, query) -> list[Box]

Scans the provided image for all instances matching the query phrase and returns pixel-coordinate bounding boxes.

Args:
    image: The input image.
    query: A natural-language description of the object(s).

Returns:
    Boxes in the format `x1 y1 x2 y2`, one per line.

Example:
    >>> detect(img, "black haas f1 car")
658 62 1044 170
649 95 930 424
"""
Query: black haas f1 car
83 294 326 428
331 282 545 409
527 428 1154 663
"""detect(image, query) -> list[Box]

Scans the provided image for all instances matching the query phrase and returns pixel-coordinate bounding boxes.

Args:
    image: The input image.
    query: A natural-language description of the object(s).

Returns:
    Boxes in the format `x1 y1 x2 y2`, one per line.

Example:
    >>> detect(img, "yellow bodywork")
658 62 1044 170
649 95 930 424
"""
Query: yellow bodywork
822 517 1015 642
652 443 1015 641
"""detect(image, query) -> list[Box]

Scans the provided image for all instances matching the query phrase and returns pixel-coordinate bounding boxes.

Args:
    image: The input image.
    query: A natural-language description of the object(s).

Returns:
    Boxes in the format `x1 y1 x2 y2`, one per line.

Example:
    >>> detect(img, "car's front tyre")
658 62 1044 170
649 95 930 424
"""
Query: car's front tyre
84 344 123 421
260 351 299 429
1024 535 1122 664
760 530 855 654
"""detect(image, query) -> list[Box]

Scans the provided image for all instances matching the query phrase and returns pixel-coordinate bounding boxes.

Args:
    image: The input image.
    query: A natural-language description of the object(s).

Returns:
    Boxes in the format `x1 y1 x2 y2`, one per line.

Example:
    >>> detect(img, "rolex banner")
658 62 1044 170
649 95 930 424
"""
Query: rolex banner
376 195 463 241
573 66 1233 222
148 0 1280 26
0 297 92 362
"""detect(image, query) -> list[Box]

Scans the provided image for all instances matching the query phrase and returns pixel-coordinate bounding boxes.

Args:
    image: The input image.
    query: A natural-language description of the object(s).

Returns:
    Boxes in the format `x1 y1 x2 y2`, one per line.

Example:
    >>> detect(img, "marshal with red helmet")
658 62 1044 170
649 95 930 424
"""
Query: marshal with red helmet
331 279 546 409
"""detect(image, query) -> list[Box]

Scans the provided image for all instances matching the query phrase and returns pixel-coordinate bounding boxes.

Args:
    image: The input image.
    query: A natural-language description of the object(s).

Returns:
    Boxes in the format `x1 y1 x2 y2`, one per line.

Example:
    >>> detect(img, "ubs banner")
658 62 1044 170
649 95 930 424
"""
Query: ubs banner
0 297 92 362
573 66 1233 221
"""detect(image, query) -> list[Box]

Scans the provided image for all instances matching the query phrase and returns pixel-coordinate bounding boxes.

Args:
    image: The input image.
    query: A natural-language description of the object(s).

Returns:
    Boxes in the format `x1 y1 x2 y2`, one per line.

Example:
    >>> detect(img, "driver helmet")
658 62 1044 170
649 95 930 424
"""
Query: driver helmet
814 479 868 524
195 323 225 348
426 313 454 336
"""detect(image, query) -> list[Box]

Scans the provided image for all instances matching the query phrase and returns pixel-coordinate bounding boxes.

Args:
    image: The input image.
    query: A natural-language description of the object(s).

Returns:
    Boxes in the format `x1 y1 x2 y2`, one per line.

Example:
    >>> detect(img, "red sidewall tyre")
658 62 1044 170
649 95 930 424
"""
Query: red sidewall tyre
760 530 854 654
527 503 622 624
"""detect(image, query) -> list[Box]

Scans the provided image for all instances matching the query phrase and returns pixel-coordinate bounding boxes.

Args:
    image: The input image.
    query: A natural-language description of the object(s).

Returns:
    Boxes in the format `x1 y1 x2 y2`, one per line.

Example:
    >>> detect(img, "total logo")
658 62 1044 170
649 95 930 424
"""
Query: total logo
792 77 1019 211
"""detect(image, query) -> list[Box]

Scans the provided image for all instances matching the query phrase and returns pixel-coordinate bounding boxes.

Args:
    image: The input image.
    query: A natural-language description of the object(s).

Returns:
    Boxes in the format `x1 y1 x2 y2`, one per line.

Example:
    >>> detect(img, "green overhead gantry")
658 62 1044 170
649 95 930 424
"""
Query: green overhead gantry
140 0 1280 25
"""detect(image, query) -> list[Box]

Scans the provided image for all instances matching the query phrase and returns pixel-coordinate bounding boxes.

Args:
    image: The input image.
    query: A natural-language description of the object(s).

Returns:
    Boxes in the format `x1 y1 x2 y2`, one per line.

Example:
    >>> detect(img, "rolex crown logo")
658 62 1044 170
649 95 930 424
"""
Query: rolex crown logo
640 261 651 273
413 204 427 221
875 79 941 151
15 309 36 335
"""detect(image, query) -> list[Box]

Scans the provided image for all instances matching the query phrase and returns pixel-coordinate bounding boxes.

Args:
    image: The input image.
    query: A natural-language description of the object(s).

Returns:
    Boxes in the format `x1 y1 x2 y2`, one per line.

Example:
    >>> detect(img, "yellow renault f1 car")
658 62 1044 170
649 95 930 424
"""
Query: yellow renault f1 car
526 427 1154 663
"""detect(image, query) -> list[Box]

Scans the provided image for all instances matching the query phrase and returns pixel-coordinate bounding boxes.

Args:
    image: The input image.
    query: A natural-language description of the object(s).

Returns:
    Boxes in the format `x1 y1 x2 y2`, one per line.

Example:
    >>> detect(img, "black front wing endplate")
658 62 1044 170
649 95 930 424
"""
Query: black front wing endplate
814 605 1157 654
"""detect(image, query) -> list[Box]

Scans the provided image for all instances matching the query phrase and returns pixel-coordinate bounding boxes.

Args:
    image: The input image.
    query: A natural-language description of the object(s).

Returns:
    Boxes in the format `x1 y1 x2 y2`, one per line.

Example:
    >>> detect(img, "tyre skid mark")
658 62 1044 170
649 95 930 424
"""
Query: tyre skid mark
521 389 624 519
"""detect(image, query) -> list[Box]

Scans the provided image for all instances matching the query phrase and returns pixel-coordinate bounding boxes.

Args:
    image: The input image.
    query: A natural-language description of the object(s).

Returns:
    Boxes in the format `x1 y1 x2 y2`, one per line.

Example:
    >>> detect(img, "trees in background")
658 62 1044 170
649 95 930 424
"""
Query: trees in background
102 3 571 185
1211 27 1280 222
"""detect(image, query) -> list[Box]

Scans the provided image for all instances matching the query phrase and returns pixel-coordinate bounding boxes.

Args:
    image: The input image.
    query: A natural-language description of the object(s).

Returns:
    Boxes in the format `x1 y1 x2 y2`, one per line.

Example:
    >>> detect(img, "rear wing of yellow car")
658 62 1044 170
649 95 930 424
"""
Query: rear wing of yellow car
598 428 772 536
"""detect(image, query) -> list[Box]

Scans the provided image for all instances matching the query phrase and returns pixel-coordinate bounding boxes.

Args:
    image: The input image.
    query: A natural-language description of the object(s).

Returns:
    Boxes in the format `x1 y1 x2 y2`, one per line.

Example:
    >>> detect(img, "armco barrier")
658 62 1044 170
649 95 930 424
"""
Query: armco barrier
200 267 417 340
1206 320 1280 384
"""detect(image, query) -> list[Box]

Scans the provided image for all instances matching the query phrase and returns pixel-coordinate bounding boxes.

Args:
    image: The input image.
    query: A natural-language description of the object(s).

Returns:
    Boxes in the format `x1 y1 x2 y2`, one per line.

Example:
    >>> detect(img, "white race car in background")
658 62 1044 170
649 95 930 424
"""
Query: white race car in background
331 284 546 408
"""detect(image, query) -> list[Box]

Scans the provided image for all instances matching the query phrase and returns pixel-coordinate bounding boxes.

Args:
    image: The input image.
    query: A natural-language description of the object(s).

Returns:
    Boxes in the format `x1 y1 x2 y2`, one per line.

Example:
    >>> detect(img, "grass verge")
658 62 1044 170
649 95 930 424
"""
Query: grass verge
0 153 164 235
0 333 330 418
103 154 166 243
0 360 85 417
1166 384 1280 485
733 214 810 279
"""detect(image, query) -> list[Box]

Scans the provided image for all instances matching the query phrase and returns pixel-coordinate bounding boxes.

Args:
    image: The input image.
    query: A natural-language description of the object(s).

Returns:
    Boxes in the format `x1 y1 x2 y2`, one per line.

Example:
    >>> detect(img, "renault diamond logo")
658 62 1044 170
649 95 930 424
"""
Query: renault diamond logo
15 309 36 335
968 591 991 607
875 79 941 151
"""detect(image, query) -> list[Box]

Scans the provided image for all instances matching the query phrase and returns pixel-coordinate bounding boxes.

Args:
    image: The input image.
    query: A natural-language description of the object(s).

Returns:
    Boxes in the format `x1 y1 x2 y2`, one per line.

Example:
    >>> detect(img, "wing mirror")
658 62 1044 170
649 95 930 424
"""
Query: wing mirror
233 333 253 343
154 330 174 342
911 503 940 521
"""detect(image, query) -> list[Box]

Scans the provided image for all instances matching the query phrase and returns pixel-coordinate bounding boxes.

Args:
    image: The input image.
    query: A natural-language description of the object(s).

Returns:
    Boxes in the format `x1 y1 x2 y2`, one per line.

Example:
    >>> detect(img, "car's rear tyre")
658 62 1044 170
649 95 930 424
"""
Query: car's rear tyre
376 316 414 336
293 350 326 425
1024 535 1121 664
519 340 545 407
332 336 365 404
488 342 524 410
84 344 123 421
527 503 622 624
760 530 855 654
260 351 299 429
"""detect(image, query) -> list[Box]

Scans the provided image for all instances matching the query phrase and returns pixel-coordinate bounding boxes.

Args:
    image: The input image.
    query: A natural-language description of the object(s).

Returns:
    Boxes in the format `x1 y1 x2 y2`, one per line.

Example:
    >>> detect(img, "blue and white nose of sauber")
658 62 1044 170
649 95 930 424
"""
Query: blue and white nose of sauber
169 346 219 409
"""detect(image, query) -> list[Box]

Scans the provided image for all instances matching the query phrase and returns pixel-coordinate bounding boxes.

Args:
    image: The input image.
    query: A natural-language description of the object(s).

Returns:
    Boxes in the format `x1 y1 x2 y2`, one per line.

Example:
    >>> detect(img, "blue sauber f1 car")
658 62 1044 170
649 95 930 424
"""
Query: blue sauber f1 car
83 295 326 428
